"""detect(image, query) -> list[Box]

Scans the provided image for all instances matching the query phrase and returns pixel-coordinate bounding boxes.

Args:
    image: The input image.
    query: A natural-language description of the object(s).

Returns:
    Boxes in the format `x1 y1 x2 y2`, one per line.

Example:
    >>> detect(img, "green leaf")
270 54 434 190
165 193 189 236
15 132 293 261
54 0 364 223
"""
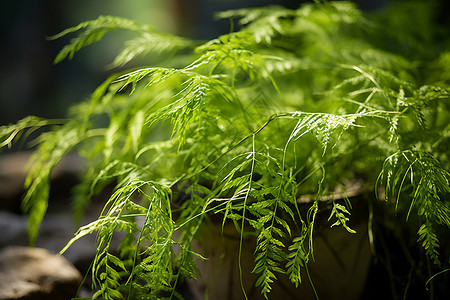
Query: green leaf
107 253 127 271
327 201 356 233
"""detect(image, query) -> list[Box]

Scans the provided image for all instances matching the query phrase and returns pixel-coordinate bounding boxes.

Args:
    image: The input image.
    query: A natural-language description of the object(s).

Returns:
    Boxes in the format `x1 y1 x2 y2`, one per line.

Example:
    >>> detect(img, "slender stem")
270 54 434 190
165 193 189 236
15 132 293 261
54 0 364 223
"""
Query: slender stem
238 134 256 300
305 264 319 300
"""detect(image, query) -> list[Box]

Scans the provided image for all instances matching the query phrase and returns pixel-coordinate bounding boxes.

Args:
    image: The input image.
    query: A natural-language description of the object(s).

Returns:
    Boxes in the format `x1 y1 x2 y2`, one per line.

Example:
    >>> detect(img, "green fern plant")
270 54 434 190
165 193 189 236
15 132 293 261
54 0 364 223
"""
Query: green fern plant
1 1 449 299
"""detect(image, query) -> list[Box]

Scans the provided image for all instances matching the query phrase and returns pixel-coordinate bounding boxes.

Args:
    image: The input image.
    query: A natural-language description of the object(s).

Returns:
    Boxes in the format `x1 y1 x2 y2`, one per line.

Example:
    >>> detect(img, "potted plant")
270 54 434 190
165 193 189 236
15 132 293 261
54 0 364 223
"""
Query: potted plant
1 1 449 299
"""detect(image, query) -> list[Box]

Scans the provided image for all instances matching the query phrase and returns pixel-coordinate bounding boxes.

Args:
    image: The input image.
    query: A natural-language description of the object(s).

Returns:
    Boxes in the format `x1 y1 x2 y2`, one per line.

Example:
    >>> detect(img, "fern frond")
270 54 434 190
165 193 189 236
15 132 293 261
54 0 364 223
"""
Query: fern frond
327 200 356 233
49 15 152 64
286 229 308 287
129 238 175 297
115 67 178 93
93 250 128 300
417 222 440 266
287 110 394 153
248 179 292 298
192 32 279 90
216 6 286 26
75 176 178 299
0 116 65 149
217 6 293 44
252 223 288 298
20 122 87 244
111 32 194 68
145 74 208 146
377 149 450 265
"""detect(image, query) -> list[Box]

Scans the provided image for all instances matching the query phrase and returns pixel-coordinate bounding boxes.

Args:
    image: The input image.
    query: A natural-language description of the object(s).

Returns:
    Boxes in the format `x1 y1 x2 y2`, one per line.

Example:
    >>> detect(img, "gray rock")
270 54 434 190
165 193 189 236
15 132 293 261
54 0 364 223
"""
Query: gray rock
0 246 82 300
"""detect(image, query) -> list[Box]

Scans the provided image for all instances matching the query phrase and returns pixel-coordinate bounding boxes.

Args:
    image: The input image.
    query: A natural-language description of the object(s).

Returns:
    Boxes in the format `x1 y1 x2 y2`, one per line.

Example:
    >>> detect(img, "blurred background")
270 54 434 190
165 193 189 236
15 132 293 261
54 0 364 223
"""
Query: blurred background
0 0 415 127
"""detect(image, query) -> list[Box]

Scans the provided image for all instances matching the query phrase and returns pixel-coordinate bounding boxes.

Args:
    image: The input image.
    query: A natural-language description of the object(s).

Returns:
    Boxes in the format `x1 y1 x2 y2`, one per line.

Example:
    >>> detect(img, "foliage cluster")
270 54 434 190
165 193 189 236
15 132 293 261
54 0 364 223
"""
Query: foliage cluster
1 1 449 299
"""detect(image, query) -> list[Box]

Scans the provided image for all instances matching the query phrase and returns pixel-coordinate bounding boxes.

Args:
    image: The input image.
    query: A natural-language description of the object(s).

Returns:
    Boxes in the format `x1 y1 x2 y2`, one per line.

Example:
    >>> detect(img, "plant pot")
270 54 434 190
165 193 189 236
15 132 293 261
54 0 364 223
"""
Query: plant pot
186 193 372 300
